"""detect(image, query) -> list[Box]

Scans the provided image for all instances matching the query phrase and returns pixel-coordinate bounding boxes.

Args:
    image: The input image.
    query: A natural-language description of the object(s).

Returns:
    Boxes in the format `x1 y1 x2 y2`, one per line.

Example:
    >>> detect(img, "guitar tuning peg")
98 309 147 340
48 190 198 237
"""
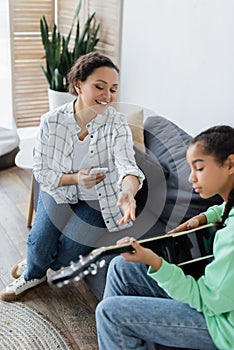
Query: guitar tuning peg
70 260 76 269
73 276 81 282
83 269 90 276
90 263 98 275
57 282 64 288
79 255 84 264
63 279 71 285
99 259 106 268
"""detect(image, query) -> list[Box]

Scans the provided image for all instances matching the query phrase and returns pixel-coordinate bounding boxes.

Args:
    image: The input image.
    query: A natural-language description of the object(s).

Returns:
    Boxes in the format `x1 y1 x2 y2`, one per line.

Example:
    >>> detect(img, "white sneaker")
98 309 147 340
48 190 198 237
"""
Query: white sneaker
0 274 46 301
11 259 27 278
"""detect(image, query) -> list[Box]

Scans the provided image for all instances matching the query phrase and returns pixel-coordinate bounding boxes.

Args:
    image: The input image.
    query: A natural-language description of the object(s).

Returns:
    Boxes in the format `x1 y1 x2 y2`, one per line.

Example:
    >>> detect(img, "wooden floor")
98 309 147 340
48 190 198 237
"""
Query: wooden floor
0 166 99 349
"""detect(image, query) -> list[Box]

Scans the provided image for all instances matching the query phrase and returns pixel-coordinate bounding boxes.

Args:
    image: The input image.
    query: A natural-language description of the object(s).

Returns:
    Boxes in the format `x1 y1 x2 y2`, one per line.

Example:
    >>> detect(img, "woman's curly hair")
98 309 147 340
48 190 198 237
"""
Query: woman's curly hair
67 52 119 96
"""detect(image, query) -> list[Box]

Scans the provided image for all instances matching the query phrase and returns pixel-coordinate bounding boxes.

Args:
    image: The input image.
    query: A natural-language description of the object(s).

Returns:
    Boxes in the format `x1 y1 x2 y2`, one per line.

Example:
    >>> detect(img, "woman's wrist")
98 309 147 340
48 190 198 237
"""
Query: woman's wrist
59 175 64 186
76 171 80 185
121 175 140 197
121 189 134 198
59 172 80 186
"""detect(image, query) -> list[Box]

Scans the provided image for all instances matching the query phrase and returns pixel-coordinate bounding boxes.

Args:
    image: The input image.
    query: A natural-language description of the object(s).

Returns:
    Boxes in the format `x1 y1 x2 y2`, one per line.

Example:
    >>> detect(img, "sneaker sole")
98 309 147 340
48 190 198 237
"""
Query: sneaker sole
0 280 47 302
0 289 27 302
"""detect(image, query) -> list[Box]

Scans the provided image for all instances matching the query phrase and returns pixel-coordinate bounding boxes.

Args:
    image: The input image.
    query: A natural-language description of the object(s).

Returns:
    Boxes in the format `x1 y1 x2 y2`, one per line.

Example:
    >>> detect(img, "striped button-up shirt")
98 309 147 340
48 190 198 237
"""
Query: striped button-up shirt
33 101 145 232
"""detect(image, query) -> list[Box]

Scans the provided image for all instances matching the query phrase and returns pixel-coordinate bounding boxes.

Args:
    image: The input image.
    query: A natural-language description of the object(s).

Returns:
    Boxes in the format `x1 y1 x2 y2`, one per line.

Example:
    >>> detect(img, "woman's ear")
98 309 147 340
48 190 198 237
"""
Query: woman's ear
75 80 82 94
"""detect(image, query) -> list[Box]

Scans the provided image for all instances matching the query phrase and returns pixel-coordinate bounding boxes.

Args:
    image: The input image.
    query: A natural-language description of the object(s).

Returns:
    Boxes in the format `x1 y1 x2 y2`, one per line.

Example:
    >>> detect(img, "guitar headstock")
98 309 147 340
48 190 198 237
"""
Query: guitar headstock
48 247 106 287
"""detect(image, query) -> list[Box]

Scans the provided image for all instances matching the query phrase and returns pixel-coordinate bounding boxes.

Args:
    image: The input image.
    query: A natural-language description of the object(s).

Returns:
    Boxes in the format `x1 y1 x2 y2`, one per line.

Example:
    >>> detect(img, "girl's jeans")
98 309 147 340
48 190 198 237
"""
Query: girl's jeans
25 191 107 280
96 256 217 350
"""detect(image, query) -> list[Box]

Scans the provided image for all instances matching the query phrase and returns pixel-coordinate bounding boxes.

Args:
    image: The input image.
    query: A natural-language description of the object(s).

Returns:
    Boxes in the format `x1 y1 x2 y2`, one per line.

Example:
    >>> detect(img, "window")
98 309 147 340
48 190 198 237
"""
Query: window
9 0 122 127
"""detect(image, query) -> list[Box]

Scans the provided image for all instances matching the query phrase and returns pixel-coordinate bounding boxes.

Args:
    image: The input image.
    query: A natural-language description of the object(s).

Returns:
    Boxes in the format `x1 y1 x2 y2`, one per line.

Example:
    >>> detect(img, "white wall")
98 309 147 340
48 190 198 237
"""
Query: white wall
120 0 234 135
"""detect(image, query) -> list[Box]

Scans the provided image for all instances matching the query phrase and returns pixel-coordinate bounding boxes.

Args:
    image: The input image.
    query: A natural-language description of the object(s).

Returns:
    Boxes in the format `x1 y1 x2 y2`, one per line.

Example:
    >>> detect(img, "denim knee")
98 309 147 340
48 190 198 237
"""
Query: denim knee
108 256 125 274
105 256 169 299
96 297 118 324
108 256 146 278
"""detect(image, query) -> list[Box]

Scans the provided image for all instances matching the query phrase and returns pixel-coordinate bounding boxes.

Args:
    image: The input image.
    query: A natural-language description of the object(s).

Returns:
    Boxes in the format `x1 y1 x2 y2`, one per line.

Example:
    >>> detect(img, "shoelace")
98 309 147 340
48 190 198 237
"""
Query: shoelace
17 260 27 270
8 274 26 288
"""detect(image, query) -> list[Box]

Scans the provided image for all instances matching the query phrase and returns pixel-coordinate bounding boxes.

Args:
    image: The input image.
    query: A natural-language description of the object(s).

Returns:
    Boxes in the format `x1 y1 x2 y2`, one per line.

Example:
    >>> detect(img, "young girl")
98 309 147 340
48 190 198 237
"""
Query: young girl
0 52 144 301
96 125 234 350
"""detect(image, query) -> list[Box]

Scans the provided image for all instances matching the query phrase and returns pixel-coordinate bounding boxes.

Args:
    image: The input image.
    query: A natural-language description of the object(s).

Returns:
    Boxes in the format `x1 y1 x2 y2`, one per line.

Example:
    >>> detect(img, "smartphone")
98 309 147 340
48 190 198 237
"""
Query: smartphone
90 167 108 175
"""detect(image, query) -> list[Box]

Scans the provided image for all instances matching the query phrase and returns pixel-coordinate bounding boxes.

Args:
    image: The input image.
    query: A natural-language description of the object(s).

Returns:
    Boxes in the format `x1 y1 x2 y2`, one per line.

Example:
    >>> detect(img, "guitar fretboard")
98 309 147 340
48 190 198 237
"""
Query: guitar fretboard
98 223 215 255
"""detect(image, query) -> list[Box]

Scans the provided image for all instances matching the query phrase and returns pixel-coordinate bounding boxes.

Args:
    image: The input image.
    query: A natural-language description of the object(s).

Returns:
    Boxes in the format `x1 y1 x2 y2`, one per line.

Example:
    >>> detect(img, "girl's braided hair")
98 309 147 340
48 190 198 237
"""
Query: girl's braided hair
190 125 234 231
214 189 234 230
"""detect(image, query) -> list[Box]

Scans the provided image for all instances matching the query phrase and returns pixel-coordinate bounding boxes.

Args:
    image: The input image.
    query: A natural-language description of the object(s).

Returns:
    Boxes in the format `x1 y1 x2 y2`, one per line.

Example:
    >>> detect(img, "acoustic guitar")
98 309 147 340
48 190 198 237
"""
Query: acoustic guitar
49 223 215 287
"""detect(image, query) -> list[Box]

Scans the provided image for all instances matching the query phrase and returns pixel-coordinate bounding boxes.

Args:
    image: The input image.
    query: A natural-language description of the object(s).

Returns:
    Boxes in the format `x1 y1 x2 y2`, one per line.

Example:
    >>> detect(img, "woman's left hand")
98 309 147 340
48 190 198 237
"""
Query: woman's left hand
116 190 136 225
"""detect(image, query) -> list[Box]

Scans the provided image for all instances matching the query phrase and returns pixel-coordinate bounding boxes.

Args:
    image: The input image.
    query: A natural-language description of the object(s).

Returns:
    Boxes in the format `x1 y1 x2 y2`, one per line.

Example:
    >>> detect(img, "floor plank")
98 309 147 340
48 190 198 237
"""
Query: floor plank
0 166 99 349
0 223 25 284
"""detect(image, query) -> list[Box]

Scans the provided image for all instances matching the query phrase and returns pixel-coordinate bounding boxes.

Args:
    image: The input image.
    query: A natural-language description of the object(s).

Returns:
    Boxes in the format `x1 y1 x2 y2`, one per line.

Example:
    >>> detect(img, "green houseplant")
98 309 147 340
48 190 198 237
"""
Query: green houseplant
40 0 100 92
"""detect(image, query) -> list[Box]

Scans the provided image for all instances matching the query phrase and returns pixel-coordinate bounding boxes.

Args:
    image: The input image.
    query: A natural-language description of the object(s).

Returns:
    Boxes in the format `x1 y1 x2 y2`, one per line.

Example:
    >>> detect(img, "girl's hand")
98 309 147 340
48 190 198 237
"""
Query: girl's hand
116 191 136 225
77 169 106 189
117 236 162 271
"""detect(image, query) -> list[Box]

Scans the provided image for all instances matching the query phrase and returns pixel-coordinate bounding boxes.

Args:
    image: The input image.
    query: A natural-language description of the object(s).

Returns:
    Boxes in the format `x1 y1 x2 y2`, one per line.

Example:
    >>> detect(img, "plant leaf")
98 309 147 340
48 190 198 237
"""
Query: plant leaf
40 0 100 91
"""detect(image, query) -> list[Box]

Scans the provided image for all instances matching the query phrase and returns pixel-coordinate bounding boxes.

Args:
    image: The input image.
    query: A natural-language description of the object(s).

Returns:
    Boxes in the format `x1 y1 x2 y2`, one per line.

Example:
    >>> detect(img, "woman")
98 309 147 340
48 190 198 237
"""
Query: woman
96 125 234 350
0 52 144 301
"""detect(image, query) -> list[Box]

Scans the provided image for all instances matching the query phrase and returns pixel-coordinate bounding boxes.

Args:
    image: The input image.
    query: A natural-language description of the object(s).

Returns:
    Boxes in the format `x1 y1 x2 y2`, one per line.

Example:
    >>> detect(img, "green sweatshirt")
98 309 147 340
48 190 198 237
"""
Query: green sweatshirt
148 204 234 350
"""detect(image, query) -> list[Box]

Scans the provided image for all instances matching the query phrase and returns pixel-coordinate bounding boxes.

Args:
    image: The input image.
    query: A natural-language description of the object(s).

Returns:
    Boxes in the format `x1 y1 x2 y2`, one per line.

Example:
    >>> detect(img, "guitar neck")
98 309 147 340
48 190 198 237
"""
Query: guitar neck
49 224 215 286
97 223 214 258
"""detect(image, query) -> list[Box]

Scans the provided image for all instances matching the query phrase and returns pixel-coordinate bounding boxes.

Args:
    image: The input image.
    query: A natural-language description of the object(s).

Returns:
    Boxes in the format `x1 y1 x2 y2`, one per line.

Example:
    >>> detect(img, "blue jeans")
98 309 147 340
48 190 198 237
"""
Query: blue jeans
96 257 218 350
25 191 107 280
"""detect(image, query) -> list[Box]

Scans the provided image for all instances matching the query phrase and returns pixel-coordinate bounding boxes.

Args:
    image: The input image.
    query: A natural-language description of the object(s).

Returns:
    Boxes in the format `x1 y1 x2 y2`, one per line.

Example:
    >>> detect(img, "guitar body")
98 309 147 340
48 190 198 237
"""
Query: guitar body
146 226 214 268
49 224 215 287
147 231 213 279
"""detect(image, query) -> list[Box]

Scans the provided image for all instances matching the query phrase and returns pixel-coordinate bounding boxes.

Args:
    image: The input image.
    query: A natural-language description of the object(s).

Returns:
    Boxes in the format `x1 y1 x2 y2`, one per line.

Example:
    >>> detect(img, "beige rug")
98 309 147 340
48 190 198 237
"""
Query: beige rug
0 300 73 349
